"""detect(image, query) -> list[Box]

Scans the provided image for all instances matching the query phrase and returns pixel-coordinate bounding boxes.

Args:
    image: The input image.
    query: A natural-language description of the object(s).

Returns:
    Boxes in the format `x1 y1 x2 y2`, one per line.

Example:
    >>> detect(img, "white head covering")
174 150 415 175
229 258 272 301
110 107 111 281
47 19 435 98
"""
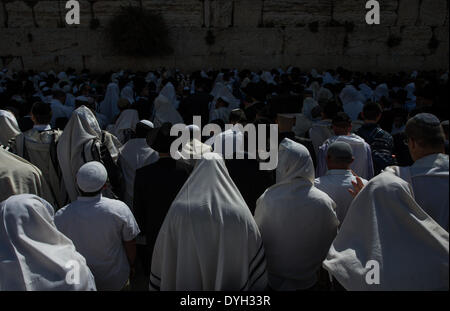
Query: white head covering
99 82 120 124
214 84 241 110
120 86 135 105
57 106 102 201
110 109 140 144
76 161 107 193
0 110 20 146
261 71 276 85
323 172 449 291
255 139 338 290
139 120 154 129
372 83 389 102
358 83 374 101
302 98 319 121
0 194 96 291
153 95 184 128
150 154 268 291
159 82 178 109
339 86 366 121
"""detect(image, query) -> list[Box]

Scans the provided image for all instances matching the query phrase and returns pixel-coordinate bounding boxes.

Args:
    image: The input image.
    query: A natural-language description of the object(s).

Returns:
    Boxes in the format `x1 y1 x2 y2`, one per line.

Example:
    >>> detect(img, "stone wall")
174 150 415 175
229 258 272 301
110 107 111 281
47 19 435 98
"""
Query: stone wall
0 0 448 72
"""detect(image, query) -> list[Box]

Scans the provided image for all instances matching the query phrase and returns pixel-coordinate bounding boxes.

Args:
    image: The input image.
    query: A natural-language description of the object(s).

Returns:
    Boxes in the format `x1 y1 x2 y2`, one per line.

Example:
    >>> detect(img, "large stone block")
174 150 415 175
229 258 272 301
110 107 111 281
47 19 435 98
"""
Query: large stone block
419 0 447 26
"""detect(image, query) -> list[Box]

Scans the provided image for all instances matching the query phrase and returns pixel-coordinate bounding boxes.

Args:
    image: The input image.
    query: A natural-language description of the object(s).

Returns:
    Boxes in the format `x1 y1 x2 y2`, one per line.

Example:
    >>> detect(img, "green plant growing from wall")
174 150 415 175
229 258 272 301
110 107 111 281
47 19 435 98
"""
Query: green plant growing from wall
106 5 173 57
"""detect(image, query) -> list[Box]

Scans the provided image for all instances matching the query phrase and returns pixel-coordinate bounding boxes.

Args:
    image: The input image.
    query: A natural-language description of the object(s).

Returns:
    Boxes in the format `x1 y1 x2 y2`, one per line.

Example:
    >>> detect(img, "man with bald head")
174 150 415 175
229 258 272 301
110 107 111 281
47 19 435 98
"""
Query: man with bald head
315 142 368 224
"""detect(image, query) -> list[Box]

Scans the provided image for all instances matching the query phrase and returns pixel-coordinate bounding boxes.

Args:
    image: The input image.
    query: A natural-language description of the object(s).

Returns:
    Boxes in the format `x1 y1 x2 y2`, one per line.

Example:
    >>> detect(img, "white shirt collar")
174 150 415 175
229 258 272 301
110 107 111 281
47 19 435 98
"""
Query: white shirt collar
33 124 51 131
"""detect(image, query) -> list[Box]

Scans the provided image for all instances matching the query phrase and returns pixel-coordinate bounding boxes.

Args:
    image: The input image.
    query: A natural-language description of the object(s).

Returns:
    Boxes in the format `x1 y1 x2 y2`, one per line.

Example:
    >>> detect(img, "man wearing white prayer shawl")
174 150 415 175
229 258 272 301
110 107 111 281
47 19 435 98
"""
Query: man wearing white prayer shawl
12 102 67 209
150 153 268 291
0 194 97 291
120 85 135 105
339 85 366 121
159 81 179 109
0 148 52 203
309 102 337 157
385 113 449 231
254 139 338 291
118 121 159 210
57 106 122 202
316 112 374 180
99 82 120 124
0 109 21 146
109 109 140 145
55 162 140 291
323 173 449 291
211 83 241 112
315 142 368 224
153 94 184 128
176 124 212 169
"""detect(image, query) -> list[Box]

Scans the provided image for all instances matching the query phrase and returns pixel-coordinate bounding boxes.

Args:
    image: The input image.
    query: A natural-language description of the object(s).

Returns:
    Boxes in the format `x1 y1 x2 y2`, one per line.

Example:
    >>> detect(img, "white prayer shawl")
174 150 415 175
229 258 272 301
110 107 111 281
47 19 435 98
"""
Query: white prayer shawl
206 128 244 159
0 148 52 203
50 99 73 127
309 120 334 157
316 135 374 180
0 194 96 291
323 72 338 85
0 110 20 146
302 98 319 121
323 173 449 291
213 84 241 111
404 82 417 111
317 87 334 104
118 138 159 209
358 83 373 101
57 106 103 202
261 71 276 85
110 109 140 144
159 82 178 109
153 95 184 128
343 101 365 122
99 83 120 124
209 107 230 123
150 154 268 291
254 139 338 290
211 82 224 97
292 114 313 138
386 153 449 231
176 139 212 169
372 83 389 102
340 86 366 121
310 81 321 101
120 86 135 105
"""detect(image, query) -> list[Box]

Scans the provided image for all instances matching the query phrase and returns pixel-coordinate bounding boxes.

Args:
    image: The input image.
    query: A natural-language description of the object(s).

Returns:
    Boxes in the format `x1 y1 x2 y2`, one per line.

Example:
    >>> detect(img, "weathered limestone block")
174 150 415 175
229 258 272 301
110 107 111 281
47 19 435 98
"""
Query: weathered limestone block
263 0 331 27
419 0 447 26
396 0 420 26
344 25 390 56
234 0 261 28
285 26 347 56
5 1 35 28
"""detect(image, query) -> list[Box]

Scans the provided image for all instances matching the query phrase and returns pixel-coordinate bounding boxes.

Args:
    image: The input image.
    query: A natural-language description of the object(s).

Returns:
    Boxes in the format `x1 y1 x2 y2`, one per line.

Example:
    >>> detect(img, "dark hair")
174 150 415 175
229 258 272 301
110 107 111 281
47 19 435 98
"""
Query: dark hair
362 102 382 121
323 102 339 119
150 122 175 153
135 122 153 139
405 114 445 149
31 102 52 125
332 112 352 127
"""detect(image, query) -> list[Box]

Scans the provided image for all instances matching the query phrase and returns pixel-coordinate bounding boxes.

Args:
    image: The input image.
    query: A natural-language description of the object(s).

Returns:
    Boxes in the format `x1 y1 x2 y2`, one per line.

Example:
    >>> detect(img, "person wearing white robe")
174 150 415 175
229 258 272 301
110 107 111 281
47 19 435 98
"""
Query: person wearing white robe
118 121 159 209
0 148 52 203
55 162 140 291
57 105 122 202
385 113 449 231
109 109 140 145
99 82 120 124
323 173 449 291
159 81 179 109
120 85 135 105
339 85 365 121
150 153 268 291
0 194 96 291
0 109 21 146
315 142 368 224
152 94 184 127
254 139 338 291
316 113 374 179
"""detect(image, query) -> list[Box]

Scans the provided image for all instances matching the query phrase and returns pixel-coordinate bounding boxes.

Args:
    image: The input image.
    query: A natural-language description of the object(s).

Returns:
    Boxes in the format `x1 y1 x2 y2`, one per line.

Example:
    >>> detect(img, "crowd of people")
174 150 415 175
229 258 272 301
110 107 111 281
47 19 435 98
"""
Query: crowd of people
0 66 448 291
